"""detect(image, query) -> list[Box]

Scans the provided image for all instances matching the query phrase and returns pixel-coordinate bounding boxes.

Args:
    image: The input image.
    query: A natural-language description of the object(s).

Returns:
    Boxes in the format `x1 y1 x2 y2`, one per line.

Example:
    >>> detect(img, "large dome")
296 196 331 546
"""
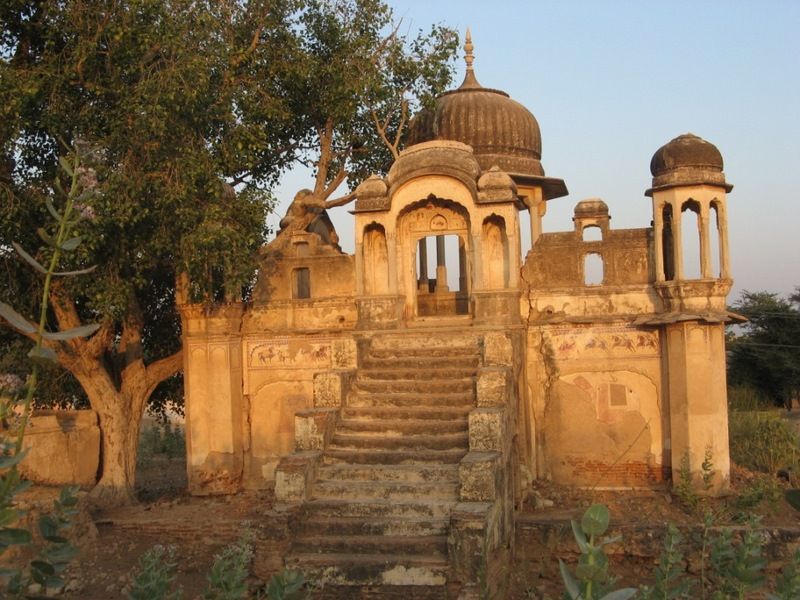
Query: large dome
407 78 544 178
407 31 545 179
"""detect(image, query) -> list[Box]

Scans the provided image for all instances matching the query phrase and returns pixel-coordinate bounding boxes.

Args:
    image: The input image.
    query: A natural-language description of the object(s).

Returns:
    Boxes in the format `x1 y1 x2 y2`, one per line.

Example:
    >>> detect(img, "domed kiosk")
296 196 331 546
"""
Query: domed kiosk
177 31 738 599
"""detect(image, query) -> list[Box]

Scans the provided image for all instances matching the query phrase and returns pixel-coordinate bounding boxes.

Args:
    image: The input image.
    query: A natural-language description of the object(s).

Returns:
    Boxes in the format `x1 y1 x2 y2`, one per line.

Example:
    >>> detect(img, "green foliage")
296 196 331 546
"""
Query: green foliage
203 531 255 600
728 385 772 412
673 453 701 512
127 545 183 600
0 150 91 596
558 504 636 600
264 569 308 600
728 289 800 408
138 422 186 465
730 474 783 518
770 549 800 600
706 517 767 598
729 411 798 474
785 489 800 512
638 524 693 600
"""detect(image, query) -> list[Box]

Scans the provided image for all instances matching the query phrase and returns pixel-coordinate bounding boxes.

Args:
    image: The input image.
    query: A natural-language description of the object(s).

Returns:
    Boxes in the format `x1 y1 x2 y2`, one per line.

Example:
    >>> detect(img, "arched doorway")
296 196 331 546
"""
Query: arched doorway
398 197 471 319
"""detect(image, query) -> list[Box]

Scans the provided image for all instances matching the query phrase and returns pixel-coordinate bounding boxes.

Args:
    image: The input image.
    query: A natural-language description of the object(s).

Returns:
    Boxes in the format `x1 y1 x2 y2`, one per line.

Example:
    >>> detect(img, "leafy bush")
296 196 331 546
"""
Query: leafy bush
204 531 254 600
558 504 636 600
729 411 798 474
127 545 182 600
728 385 773 412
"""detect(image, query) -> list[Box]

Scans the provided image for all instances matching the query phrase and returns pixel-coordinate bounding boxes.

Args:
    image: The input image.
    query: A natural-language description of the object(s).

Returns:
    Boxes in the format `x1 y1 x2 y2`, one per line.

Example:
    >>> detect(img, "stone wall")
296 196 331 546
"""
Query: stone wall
19 410 100 487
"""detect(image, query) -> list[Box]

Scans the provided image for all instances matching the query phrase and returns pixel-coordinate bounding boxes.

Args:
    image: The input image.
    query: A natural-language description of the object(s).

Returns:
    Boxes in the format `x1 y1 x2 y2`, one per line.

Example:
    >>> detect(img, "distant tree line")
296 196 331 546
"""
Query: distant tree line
727 288 800 408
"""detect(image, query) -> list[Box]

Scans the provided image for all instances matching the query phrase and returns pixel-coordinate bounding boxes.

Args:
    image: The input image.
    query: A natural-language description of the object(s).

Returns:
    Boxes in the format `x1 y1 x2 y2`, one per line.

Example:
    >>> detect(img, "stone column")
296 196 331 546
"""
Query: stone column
699 203 712 279
665 321 730 494
458 237 468 292
435 235 449 293
717 204 731 279
418 238 429 292
180 303 246 495
653 199 665 282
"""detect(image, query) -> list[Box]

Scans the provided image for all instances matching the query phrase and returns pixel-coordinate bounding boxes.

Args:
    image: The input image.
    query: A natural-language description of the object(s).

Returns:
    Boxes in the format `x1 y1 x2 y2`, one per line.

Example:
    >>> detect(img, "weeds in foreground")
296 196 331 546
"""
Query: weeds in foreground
561 504 800 600
0 149 97 596
127 531 309 600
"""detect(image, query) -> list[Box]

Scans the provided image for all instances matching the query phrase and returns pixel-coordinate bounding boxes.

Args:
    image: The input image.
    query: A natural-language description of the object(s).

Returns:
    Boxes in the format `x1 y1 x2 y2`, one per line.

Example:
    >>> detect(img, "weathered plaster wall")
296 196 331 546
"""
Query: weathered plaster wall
525 324 666 487
241 334 357 486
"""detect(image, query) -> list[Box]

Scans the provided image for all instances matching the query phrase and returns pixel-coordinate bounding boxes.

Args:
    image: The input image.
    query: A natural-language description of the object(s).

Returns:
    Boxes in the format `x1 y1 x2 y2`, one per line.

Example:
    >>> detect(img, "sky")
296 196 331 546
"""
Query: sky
272 0 800 301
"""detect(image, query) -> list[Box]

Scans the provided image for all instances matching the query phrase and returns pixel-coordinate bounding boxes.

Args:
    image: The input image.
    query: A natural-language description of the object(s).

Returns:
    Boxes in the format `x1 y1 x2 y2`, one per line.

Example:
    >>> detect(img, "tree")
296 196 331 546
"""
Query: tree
1 0 301 507
0 0 457 507
728 289 800 408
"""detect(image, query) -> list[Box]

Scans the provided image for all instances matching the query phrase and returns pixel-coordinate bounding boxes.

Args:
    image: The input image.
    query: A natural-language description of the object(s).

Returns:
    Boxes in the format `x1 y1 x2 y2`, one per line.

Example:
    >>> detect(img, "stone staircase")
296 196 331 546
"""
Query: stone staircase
283 336 480 596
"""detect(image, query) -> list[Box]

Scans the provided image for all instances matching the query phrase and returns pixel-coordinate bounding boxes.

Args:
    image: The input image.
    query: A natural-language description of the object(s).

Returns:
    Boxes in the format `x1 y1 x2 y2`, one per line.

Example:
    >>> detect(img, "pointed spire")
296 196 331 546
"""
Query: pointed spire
465 28 474 72
459 28 482 90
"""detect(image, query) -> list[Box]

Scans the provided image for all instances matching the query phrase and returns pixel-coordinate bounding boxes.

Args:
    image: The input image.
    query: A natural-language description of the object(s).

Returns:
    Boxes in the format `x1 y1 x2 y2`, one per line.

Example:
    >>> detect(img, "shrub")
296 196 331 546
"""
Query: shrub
729 411 798 474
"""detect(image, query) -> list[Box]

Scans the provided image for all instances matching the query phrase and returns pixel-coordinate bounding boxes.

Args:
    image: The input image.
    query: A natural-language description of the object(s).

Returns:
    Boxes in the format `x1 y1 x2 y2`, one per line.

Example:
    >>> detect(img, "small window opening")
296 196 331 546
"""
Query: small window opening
293 267 310 299
584 253 604 286
582 225 602 242
681 201 701 279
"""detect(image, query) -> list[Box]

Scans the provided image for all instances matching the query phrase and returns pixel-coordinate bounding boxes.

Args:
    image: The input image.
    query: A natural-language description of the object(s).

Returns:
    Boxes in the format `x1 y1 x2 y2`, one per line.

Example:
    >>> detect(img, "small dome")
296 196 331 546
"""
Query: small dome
648 133 731 192
650 133 723 176
407 31 543 179
355 174 388 199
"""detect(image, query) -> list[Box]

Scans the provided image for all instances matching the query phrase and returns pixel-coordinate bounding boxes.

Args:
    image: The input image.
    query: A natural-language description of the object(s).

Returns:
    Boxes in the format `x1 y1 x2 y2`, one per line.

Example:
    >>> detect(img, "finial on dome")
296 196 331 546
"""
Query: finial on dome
459 28 481 89
465 28 474 72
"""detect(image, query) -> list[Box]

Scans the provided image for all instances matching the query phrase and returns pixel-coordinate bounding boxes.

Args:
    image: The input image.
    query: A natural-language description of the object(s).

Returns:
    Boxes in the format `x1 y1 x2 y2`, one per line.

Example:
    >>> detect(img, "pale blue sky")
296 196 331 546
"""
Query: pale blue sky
273 0 800 300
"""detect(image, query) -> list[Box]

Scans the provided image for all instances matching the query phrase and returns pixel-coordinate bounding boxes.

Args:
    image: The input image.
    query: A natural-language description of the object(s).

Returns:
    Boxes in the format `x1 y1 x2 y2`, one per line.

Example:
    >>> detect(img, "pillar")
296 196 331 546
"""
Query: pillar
418 238 429 291
436 235 449 293
665 321 730 494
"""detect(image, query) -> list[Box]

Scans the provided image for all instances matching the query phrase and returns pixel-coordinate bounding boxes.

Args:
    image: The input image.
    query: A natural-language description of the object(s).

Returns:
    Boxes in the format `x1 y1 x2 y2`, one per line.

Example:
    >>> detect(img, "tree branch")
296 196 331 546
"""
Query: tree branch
324 191 357 209
144 349 183 398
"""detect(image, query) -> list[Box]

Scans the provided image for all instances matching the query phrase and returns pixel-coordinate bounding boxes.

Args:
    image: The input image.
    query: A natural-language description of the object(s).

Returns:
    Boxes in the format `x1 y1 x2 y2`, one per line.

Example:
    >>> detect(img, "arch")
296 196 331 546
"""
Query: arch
582 225 602 242
482 215 509 289
680 199 702 279
584 252 604 286
397 196 471 319
362 223 389 295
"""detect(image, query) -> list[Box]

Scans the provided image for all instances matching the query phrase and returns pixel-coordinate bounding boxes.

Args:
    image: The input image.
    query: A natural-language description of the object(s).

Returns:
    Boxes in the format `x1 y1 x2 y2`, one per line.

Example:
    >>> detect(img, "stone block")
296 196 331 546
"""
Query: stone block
483 332 513 366
313 372 347 408
294 409 337 451
469 408 507 453
19 410 99 487
476 367 510 407
459 451 500 502
274 451 320 502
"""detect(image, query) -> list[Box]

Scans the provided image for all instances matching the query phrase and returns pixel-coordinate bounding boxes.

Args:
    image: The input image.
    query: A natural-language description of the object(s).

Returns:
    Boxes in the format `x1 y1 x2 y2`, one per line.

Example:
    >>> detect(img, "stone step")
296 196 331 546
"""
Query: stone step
316 463 459 484
348 390 473 407
303 499 455 519
290 533 448 556
296 515 450 537
341 406 473 421
354 378 473 395
329 431 468 452
313 479 459 501
358 367 476 381
362 355 479 370
285 552 449 587
323 448 466 465
337 418 467 435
